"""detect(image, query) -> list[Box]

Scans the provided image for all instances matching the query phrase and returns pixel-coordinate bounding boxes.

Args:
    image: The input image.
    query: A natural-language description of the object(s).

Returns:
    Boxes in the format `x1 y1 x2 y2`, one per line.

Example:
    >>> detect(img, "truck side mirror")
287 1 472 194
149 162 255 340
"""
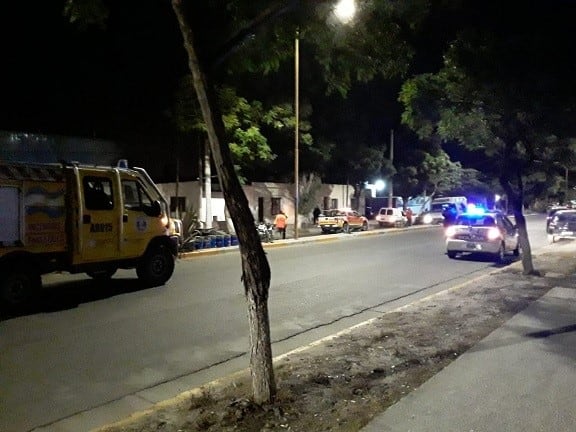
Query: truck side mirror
144 200 162 217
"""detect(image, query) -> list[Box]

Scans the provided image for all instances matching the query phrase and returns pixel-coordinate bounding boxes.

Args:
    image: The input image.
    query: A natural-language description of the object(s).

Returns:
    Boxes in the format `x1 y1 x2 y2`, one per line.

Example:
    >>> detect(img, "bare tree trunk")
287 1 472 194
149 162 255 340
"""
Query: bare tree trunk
171 0 276 403
500 175 537 275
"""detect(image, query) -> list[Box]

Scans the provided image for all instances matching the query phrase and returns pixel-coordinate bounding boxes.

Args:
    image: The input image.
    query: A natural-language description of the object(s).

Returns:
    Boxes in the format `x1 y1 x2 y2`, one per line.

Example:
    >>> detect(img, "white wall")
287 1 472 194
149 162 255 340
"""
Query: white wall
156 180 357 228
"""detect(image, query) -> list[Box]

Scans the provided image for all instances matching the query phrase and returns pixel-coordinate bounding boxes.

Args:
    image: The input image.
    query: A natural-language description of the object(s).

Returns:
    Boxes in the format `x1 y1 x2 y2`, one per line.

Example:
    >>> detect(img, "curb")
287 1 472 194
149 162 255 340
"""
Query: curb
179 224 437 259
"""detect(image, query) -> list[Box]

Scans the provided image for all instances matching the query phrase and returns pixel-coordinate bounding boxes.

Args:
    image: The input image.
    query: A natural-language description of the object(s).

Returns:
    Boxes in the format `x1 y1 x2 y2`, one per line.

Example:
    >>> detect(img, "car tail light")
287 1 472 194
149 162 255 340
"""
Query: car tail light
487 227 502 240
445 226 456 237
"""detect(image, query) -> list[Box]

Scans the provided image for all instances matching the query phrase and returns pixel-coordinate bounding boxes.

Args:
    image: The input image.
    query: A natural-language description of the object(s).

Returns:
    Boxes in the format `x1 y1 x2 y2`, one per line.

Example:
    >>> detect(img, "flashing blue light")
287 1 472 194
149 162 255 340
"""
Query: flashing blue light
466 203 485 215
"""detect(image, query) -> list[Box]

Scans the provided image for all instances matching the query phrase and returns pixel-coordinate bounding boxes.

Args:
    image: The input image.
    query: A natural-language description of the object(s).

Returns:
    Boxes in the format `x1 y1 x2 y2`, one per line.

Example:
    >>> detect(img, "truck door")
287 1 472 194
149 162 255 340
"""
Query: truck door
120 177 164 257
80 173 120 262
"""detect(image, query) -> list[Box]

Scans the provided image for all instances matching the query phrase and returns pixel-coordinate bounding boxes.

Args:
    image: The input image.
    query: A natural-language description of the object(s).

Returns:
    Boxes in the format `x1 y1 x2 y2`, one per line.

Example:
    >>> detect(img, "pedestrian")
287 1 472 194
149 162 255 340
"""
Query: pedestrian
274 210 288 239
442 204 457 227
313 206 321 226
405 207 413 226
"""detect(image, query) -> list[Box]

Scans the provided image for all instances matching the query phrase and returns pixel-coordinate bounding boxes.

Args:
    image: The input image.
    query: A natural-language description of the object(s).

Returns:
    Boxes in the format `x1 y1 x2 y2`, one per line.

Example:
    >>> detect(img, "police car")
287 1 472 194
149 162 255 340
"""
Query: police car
445 206 519 262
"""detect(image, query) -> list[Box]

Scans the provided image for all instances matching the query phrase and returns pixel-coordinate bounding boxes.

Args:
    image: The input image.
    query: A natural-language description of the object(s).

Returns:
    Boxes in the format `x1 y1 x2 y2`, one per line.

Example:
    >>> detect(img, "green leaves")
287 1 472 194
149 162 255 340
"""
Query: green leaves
63 0 108 30
421 149 463 195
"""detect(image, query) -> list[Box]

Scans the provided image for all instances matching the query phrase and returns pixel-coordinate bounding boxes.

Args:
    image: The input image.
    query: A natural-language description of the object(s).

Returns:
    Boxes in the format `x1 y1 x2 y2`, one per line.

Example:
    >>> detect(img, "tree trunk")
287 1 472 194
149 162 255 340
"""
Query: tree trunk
171 0 276 403
500 176 538 275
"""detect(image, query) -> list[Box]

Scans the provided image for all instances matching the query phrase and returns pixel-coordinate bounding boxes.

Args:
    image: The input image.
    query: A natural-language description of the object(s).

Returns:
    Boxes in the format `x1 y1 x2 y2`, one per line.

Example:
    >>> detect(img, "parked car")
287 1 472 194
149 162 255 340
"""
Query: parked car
375 207 407 228
547 209 576 243
422 202 466 225
445 209 519 262
318 208 368 233
546 206 569 233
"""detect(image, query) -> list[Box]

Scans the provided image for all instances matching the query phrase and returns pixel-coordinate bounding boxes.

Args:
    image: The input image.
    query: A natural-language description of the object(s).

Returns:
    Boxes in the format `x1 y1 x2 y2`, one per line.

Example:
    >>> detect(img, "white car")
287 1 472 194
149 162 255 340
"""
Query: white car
445 210 519 262
375 207 407 228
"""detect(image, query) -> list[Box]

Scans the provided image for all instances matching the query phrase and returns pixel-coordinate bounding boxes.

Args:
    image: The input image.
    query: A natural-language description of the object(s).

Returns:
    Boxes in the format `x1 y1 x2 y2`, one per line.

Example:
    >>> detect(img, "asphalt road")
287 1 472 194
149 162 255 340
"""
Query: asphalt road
0 214 547 432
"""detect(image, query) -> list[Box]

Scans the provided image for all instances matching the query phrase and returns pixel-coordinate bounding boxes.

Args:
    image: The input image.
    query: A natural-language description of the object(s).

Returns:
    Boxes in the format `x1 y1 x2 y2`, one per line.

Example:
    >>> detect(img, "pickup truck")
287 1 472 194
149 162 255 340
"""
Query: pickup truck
318 208 369 233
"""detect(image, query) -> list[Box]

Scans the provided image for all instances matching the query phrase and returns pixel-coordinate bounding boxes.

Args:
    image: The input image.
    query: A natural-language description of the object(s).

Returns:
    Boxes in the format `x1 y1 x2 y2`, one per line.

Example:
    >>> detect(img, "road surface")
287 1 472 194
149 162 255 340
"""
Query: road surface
0 214 547 432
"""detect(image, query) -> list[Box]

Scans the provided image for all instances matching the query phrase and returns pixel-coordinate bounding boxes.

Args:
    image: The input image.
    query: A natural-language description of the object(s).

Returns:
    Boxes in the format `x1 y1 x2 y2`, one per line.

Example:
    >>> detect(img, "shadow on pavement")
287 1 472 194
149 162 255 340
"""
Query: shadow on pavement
2 277 154 321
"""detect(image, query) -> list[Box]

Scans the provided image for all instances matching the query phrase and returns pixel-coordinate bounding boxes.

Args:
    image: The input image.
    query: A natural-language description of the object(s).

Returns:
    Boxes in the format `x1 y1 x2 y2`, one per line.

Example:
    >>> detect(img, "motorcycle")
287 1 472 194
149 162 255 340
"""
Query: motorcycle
256 221 275 243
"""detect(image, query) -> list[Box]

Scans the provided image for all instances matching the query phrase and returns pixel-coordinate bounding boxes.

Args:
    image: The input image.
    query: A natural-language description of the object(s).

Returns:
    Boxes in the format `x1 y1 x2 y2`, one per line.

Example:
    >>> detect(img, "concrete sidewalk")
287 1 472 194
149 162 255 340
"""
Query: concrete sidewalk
361 257 576 431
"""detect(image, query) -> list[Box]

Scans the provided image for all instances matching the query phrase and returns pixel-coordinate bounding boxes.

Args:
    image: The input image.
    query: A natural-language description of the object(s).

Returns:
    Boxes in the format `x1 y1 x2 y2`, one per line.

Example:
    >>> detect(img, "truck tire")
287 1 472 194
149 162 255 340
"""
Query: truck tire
0 268 41 310
86 268 117 280
136 246 175 287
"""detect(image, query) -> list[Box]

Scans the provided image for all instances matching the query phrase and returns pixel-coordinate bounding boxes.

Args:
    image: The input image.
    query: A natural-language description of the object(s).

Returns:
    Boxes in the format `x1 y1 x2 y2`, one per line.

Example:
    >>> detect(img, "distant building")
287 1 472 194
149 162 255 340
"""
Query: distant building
0 130 124 165
156 180 361 230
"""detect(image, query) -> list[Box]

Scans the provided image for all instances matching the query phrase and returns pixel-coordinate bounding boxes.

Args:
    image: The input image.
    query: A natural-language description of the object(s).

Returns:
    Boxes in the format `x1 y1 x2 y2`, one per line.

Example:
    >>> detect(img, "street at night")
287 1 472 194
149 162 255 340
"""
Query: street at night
1 215 548 432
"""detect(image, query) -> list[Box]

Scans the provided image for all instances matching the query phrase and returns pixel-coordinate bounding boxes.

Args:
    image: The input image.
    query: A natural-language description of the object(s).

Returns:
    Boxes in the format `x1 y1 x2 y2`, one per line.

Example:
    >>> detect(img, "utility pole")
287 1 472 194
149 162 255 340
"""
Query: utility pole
565 166 569 203
388 129 394 208
204 140 212 228
294 31 300 239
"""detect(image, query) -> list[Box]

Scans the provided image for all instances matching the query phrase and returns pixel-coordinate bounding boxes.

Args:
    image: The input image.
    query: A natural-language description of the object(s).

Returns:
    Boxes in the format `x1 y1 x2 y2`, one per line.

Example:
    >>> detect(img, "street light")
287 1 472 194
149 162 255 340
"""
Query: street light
374 179 385 195
294 0 356 239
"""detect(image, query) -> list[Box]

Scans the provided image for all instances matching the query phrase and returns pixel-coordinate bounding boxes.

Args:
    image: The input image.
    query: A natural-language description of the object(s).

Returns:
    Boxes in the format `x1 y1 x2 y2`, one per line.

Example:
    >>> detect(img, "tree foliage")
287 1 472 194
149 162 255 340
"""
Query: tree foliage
217 0 429 96
398 2 576 274
185 0 432 183
419 148 463 196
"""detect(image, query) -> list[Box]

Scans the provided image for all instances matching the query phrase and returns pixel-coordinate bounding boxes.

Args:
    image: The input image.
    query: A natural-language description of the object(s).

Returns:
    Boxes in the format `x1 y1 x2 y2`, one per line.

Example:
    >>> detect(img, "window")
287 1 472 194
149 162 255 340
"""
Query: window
350 197 359 210
331 198 338 209
271 197 281 216
123 181 140 210
84 176 113 210
170 196 186 213
122 180 154 212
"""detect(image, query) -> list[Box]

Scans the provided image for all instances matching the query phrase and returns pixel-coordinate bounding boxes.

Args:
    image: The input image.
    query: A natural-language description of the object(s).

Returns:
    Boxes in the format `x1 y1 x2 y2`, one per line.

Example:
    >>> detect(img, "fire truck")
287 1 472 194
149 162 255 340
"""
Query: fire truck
0 160 179 310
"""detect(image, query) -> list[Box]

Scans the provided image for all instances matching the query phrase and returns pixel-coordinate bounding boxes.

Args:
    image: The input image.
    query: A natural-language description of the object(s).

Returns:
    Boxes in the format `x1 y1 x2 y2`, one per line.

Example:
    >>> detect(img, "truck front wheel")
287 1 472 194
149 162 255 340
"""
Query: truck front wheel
136 246 175 287
1 268 41 310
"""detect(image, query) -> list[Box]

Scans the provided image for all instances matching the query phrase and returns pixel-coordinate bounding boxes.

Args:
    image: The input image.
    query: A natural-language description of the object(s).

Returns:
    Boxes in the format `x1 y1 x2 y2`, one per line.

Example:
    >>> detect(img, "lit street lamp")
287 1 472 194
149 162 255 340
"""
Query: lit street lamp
294 0 356 239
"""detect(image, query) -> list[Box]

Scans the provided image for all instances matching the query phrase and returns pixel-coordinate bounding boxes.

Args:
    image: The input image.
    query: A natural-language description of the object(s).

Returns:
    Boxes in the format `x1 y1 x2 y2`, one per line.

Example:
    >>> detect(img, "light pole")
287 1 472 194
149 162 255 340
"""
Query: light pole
564 166 569 203
294 0 356 240
294 30 300 239
388 129 394 208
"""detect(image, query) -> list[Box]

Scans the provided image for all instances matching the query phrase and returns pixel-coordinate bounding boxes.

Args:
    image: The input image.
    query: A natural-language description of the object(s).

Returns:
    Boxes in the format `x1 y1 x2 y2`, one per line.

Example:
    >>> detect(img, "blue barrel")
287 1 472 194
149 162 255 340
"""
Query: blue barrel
202 236 211 249
230 234 239 246
194 237 204 250
223 235 231 247
209 235 217 248
215 235 224 248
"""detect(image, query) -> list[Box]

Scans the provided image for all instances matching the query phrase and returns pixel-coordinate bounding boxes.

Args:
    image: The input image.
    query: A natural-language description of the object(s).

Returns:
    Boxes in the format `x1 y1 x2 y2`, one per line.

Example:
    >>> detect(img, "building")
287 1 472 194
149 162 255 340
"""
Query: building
155 180 359 232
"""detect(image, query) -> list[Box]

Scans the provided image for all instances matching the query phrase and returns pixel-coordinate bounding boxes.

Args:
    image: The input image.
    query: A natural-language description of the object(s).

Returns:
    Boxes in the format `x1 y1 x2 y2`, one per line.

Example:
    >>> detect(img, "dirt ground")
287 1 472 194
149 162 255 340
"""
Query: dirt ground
96 248 576 432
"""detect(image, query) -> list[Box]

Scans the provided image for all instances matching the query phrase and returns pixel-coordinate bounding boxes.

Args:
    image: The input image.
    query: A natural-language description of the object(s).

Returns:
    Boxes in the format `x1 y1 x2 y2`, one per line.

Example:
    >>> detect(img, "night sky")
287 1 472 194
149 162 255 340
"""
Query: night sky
2 1 185 147
2 1 576 181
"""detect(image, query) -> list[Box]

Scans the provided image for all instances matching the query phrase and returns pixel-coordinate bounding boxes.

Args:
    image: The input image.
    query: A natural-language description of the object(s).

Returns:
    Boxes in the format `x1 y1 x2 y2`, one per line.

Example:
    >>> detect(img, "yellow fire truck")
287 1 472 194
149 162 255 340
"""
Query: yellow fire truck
0 160 179 309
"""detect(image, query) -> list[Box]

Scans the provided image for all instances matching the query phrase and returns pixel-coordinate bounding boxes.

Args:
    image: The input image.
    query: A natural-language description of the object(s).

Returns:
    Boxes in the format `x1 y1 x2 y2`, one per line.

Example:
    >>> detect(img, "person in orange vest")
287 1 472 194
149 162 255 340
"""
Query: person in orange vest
405 207 413 226
274 210 288 240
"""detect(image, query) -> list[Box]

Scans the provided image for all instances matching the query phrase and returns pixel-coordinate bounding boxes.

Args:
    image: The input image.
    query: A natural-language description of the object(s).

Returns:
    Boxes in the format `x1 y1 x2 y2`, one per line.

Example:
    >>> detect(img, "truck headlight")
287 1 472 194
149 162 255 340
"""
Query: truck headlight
422 214 433 224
